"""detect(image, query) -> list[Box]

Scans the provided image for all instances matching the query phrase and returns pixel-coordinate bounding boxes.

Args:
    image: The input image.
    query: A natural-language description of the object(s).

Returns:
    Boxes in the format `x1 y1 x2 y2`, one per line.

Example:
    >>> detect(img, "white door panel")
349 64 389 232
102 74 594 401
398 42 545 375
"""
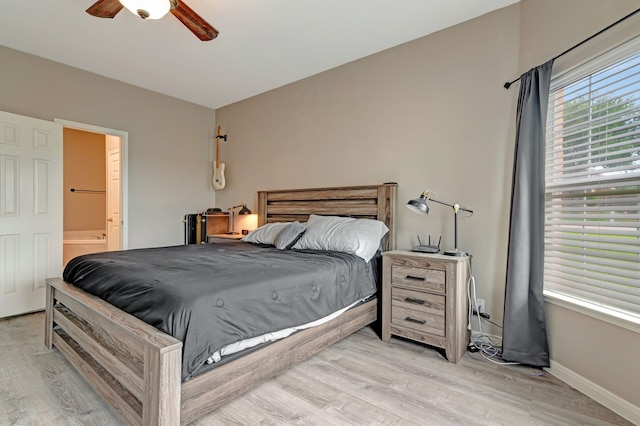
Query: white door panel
0 110 62 318
106 142 121 251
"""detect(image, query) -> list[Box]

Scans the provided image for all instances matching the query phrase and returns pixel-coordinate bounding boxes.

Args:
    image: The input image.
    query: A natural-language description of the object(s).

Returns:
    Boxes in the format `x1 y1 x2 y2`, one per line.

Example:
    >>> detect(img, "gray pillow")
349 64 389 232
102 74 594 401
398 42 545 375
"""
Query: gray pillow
274 221 307 250
293 214 388 262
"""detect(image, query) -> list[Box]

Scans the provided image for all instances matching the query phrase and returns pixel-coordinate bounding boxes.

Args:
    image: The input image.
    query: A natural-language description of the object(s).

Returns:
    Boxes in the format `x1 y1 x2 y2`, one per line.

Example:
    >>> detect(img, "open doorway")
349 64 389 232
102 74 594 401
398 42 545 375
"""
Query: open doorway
56 119 128 266
106 135 121 251
62 128 109 265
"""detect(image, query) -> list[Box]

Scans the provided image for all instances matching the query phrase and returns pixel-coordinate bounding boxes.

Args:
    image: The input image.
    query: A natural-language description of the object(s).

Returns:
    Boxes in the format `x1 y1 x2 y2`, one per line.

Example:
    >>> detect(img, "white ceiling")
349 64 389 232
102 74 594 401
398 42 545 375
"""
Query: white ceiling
0 0 519 110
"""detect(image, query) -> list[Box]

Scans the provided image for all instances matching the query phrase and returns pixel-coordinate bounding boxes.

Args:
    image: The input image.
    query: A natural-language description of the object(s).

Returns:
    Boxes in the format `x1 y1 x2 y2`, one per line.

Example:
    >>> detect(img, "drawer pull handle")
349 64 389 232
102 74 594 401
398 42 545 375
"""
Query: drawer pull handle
406 275 426 282
404 297 426 305
405 316 426 325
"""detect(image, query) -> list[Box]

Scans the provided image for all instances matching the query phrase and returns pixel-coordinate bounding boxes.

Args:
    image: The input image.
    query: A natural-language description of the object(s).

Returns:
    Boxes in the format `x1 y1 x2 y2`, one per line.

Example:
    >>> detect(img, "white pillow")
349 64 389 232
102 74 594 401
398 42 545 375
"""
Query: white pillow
241 222 289 245
293 215 388 262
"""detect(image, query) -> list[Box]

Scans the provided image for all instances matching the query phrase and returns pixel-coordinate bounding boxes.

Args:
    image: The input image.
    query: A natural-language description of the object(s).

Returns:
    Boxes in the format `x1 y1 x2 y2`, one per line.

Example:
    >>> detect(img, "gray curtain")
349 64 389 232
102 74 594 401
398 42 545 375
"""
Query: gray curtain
502 60 554 368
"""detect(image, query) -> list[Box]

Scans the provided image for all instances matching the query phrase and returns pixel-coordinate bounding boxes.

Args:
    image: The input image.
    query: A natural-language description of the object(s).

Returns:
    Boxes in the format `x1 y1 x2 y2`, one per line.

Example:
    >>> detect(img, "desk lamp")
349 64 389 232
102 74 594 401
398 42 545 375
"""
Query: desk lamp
227 203 251 234
407 190 473 257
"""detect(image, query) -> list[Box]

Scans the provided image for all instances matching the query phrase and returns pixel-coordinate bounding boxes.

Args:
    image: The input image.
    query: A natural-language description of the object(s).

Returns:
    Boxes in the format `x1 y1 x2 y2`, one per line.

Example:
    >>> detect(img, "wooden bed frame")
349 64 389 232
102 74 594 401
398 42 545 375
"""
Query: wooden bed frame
45 183 397 425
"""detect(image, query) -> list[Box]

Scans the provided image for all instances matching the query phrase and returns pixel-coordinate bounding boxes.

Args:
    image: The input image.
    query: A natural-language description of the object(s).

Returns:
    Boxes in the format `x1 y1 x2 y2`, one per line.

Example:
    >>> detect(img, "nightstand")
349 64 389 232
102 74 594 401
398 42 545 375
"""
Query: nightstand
207 233 245 243
381 250 470 363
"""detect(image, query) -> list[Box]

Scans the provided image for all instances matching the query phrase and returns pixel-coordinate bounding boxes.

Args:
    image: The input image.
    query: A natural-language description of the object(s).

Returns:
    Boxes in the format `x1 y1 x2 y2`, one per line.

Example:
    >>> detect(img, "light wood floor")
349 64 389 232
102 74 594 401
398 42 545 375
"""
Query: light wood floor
0 312 633 426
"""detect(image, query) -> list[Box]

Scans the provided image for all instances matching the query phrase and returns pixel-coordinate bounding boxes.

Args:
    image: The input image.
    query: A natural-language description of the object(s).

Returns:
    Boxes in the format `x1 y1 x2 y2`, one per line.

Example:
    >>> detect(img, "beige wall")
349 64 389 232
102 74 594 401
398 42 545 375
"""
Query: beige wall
0 45 216 248
546 303 640 408
63 128 106 232
518 0 640 413
215 0 640 417
216 5 520 340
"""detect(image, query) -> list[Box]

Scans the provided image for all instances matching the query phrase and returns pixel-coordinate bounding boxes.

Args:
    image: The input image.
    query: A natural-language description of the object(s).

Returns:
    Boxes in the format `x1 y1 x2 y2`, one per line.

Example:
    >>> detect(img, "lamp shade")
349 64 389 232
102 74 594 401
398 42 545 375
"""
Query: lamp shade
238 204 252 215
407 194 429 215
119 0 171 19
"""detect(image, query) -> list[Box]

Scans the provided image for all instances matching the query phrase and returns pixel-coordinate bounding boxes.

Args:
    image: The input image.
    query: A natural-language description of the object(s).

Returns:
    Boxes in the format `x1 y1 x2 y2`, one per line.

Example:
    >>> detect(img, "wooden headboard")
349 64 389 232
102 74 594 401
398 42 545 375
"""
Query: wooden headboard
257 183 397 251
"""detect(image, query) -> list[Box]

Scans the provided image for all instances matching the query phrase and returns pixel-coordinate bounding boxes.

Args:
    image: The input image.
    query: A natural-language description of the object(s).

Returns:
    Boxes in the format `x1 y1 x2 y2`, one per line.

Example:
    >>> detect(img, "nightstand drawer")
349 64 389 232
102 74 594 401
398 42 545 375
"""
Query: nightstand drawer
391 305 445 337
391 287 445 316
391 265 446 294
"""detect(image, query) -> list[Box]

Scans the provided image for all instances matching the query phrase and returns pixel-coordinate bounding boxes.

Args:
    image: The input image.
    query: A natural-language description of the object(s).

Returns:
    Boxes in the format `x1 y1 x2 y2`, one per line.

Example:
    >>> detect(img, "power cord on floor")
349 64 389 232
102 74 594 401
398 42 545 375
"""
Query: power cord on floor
465 261 545 377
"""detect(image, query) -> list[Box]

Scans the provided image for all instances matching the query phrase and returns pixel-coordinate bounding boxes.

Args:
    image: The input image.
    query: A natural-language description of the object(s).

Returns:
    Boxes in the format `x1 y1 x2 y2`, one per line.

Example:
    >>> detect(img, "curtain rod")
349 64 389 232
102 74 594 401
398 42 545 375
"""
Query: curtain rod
503 7 640 89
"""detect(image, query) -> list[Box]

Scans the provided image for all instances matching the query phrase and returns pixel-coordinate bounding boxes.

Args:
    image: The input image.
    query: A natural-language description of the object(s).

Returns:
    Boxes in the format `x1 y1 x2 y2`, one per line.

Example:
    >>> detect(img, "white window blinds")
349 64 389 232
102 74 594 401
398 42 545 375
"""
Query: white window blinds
544 37 640 318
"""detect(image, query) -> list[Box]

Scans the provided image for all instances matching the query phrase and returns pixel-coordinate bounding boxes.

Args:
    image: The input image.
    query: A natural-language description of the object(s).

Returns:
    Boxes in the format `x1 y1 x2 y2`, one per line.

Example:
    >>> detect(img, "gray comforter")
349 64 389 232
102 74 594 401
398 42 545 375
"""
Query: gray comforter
62 242 378 380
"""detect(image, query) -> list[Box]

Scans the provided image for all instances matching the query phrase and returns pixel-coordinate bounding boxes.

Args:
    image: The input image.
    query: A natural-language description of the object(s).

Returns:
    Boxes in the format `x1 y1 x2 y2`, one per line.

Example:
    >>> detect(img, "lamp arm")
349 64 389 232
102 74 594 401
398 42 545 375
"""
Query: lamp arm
425 197 454 209
425 196 473 214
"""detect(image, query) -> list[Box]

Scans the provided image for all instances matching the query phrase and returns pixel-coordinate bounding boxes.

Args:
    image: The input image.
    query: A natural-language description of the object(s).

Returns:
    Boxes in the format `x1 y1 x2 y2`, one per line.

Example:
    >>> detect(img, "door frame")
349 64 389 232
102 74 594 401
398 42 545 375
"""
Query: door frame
55 119 128 250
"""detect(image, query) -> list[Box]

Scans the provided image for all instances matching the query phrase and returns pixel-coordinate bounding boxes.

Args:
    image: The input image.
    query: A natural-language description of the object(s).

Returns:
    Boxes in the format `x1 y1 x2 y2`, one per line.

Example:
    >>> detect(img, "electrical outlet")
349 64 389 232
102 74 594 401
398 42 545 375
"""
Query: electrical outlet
476 299 485 314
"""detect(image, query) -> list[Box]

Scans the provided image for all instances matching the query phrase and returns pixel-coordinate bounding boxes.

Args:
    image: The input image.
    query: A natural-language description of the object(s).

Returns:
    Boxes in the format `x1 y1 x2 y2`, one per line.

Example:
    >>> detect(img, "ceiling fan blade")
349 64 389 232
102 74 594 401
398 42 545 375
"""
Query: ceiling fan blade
86 0 124 18
171 1 219 41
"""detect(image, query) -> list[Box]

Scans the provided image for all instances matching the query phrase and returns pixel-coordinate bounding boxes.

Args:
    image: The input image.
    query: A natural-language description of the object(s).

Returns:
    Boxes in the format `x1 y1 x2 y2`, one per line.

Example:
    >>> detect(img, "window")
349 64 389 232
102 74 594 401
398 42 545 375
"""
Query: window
544 37 640 319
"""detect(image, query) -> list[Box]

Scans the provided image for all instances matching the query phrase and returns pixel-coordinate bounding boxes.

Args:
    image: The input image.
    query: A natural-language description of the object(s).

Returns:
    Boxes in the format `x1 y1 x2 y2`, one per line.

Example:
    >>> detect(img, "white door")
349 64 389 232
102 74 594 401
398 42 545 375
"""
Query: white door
106 137 121 251
0 111 62 318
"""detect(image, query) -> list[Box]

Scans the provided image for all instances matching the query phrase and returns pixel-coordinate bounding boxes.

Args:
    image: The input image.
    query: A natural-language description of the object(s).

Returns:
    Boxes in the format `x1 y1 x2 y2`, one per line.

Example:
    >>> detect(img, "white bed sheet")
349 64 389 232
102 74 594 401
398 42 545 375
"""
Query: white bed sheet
205 296 368 364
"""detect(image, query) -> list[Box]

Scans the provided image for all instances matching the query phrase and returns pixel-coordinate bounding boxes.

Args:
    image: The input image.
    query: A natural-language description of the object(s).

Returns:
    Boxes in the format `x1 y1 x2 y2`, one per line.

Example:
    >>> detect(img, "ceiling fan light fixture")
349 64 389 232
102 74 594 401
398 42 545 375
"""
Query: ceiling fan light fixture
119 0 171 20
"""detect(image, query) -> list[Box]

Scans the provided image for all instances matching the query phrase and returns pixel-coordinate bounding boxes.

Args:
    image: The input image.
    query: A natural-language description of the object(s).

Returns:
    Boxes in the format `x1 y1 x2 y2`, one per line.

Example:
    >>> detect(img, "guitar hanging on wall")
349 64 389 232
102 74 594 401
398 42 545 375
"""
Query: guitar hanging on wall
213 125 226 190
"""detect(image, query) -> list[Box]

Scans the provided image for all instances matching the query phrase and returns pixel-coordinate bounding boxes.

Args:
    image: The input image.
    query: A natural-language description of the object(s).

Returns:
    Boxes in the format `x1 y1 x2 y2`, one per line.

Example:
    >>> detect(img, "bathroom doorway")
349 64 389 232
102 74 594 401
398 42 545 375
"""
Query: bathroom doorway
106 135 121 251
56 119 128 265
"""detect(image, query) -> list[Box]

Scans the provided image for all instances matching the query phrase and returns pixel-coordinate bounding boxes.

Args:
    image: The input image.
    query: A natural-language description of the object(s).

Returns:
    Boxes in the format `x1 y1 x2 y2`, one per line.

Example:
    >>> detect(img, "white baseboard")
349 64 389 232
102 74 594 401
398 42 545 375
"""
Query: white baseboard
547 360 640 425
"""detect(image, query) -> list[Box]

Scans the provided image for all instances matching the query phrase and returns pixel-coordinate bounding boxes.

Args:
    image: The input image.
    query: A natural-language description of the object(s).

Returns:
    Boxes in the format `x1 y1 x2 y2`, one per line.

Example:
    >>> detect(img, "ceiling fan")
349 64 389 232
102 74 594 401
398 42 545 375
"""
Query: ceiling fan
86 0 218 41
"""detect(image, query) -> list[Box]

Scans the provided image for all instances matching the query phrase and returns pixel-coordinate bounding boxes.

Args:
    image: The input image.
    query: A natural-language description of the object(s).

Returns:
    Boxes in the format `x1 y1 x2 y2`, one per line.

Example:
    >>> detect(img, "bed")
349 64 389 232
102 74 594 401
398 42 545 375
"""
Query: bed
45 183 397 425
